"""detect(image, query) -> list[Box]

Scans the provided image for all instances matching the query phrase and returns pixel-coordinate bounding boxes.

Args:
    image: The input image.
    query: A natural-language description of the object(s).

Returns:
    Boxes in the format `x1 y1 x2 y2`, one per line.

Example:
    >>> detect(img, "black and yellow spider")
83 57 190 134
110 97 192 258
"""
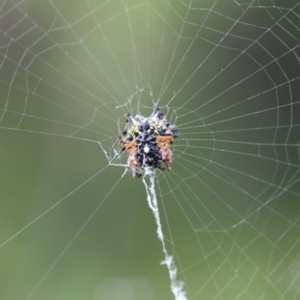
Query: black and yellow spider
119 108 178 178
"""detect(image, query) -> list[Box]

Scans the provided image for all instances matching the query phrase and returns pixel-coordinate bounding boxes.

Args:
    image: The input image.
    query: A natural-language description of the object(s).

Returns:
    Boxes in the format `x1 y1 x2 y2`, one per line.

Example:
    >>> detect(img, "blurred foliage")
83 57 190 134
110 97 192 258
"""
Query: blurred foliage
0 1 300 300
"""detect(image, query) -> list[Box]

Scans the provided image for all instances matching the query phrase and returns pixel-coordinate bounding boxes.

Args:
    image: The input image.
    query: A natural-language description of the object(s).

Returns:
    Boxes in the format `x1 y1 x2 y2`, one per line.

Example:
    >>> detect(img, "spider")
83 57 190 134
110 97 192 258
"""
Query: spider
119 108 178 178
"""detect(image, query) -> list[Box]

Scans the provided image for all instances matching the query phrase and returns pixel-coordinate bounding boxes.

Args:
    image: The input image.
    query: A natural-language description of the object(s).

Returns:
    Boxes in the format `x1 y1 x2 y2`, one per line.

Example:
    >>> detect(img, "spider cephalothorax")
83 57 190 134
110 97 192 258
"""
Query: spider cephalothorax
119 108 178 178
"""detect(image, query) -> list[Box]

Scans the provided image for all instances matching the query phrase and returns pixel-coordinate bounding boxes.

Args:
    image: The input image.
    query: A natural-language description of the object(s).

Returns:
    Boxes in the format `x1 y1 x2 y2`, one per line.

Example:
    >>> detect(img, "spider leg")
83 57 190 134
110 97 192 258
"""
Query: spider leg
119 113 136 151
127 152 141 178
122 113 132 136
119 136 126 152
160 153 172 171
155 136 173 172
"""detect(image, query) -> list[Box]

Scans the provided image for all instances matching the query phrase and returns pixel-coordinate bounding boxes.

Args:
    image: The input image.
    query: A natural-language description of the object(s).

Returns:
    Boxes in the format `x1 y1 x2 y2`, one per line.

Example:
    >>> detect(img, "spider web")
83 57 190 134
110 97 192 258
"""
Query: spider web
1 1 300 299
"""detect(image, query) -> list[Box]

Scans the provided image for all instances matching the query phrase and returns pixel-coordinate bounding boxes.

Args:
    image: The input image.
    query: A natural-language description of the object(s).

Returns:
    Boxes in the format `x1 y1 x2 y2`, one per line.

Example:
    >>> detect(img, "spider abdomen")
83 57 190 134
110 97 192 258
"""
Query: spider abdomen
119 109 178 177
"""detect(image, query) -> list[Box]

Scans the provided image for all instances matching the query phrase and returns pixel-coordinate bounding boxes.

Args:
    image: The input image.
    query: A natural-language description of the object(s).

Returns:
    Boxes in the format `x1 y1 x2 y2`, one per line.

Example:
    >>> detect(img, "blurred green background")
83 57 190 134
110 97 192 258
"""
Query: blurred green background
0 1 300 300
